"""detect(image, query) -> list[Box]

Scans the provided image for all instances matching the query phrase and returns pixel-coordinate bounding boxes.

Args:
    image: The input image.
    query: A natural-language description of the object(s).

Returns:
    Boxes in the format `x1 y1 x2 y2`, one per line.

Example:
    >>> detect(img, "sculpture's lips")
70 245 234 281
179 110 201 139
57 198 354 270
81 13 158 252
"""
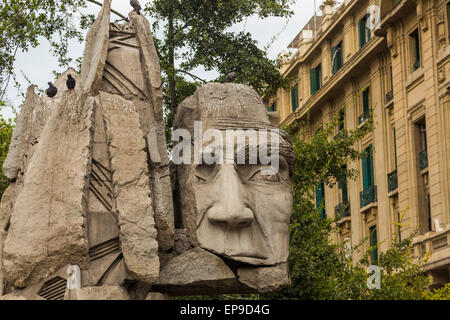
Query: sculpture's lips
227 252 268 260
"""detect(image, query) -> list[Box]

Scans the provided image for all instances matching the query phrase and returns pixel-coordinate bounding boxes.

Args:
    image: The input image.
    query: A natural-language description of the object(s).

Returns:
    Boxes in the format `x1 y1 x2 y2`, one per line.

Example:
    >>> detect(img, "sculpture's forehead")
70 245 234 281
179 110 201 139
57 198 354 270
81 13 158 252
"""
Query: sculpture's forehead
195 83 271 126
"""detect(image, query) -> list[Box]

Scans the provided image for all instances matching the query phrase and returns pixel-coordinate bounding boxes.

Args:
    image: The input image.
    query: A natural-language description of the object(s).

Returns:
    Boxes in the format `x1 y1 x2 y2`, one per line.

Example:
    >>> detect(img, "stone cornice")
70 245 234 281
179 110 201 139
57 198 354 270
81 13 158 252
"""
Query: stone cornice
282 36 385 127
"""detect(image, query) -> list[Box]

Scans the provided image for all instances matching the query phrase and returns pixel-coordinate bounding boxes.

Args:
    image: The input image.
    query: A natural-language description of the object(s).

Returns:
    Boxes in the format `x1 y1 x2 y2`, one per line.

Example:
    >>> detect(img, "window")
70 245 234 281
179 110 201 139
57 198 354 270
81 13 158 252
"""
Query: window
331 41 343 75
310 64 322 95
358 14 371 49
268 102 276 112
362 145 375 189
420 122 428 170
447 2 450 43
386 66 393 103
410 29 421 71
316 182 326 219
369 225 378 265
359 87 371 124
291 85 299 111
426 194 432 232
338 108 345 131
338 166 348 204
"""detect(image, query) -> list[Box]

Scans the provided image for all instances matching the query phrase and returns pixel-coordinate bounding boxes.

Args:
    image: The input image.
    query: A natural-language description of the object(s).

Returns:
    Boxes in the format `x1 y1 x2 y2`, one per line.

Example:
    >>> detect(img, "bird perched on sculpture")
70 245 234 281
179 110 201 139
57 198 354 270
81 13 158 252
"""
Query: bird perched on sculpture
46 82 57 98
66 74 76 90
224 72 238 83
130 0 141 15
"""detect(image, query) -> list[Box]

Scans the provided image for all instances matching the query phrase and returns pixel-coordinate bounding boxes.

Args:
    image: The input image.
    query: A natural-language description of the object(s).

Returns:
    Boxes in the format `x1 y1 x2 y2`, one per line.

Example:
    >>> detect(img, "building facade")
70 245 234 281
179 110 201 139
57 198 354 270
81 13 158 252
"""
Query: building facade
266 0 450 287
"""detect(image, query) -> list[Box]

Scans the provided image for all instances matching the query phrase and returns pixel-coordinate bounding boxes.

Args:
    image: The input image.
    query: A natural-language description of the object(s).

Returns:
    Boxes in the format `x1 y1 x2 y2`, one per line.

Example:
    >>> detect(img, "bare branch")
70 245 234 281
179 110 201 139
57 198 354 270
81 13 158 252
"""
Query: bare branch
86 0 129 21
176 70 207 83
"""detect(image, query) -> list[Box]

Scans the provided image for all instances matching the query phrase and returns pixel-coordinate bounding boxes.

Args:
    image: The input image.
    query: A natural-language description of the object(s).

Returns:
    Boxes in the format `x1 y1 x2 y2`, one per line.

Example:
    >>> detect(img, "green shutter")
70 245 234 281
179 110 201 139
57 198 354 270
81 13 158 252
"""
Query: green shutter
310 68 317 95
331 45 337 75
291 85 299 111
368 145 374 187
316 182 326 219
363 88 370 115
362 145 374 188
336 43 343 70
359 17 366 49
370 226 378 265
362 152 369 189
414 31 420 69
448 3 450 42
366 14 371 42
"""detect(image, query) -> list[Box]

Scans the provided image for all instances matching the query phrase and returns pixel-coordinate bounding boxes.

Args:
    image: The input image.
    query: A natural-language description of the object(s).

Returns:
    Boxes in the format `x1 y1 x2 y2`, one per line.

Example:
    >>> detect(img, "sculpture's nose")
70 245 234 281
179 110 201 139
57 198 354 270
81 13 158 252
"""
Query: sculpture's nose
207 165 254 229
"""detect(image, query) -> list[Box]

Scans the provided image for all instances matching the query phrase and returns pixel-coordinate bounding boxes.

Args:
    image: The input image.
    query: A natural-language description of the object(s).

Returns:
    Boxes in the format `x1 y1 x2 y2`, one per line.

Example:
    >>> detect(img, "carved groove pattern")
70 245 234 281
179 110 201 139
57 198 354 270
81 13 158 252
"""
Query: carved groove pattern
89 158 114 211
37 276 67 300
89 237 120 261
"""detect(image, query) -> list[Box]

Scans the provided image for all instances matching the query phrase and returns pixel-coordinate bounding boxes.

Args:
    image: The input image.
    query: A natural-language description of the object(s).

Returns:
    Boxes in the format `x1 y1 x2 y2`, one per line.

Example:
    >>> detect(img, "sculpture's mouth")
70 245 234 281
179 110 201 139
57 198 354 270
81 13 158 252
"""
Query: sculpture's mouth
228 252 268 260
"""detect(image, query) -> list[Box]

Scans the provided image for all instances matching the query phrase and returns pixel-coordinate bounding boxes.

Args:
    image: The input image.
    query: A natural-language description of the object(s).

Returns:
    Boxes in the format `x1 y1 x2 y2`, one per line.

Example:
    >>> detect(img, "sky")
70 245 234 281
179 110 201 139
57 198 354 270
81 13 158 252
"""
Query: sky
1 0 326 119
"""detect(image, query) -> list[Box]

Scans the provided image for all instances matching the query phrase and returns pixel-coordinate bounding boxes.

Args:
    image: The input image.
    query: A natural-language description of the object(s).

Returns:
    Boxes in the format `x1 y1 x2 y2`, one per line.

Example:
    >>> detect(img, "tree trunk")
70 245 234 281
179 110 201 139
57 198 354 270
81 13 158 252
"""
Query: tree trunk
168 6 177 114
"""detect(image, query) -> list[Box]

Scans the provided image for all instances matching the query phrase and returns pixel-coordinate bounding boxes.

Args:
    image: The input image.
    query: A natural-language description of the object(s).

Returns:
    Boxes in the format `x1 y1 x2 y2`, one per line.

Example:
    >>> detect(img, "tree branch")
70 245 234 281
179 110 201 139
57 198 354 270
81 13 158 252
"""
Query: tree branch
86 0 129 21
176 70 207 83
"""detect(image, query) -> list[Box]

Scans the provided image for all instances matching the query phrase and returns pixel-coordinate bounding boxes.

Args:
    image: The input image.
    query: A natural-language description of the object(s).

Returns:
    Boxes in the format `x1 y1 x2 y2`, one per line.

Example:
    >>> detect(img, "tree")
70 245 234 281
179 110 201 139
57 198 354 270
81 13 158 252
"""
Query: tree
0 0 98 102
0 112 14 199
262 111 450 300
143 0 294 115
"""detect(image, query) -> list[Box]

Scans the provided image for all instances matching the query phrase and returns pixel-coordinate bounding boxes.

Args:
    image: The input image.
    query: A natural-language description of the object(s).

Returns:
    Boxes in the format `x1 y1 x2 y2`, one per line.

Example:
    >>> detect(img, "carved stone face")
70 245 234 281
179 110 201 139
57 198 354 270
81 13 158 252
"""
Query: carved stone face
174 83 294 266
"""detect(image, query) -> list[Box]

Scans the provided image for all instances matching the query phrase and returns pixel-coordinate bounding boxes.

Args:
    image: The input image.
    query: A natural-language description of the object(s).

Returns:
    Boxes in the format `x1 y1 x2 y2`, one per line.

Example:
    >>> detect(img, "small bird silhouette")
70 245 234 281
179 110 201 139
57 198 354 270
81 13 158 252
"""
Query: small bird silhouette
224 72 238 83
130 0 141 15
66 74 76 90
46 82 57 98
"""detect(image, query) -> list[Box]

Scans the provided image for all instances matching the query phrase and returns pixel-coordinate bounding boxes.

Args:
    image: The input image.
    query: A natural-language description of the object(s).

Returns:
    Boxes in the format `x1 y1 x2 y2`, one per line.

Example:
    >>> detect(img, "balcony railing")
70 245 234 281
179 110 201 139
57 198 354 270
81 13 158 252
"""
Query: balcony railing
387 169 398 193
360 185 377 208
420 150 428 171
358 110 371 125
335 201 350 219
385 90 393 104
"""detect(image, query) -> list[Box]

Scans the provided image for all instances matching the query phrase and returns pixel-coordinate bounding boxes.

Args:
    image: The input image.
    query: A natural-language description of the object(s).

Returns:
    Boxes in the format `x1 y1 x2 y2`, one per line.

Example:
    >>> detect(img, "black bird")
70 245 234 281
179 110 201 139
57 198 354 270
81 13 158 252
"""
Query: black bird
66 74 76 90
224 72 238 83
46 82 57 98
130 0 141 15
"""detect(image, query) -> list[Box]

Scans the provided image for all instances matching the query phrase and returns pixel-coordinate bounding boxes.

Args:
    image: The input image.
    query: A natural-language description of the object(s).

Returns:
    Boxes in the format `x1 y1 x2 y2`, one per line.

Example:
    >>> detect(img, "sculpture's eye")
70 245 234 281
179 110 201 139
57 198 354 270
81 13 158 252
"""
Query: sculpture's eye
248 167 280 183
194 163 218 182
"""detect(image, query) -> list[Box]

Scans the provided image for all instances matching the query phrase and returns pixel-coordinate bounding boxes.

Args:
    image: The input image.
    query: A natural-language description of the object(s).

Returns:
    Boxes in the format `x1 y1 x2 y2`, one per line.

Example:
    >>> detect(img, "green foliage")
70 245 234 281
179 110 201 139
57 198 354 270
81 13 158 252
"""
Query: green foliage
0 0 93 102
263 111 449 300
0 113 14 199
144 0 294 115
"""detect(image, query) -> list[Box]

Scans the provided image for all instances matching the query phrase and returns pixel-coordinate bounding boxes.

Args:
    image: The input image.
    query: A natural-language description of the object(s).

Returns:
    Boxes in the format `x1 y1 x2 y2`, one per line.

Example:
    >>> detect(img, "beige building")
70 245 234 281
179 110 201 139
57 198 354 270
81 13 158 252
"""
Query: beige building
266 0 450 287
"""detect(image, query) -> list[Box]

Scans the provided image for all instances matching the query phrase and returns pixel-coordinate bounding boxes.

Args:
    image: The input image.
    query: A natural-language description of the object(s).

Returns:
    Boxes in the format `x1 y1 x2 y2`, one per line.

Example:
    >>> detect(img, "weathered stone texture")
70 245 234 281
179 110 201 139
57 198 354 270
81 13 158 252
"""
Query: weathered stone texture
237 263 291 293
156 247 240 294
99 91 159 284
66 285 129 300
80 0 111 93
2 92 94 288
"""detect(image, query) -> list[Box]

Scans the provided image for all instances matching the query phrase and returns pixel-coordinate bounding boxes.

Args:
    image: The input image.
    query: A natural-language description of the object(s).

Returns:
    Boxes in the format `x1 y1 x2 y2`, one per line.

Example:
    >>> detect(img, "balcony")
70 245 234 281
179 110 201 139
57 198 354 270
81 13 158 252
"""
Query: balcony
385 90 393 104
420 150 428 171
335 201 350 219
387 169 398 193
360 185 377 208
358 110 371 125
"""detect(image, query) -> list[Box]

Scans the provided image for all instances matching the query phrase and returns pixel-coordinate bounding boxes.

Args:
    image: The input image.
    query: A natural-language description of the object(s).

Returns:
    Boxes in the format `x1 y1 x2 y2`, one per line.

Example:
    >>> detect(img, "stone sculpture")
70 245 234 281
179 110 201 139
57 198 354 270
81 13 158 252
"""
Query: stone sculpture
0 0 294 300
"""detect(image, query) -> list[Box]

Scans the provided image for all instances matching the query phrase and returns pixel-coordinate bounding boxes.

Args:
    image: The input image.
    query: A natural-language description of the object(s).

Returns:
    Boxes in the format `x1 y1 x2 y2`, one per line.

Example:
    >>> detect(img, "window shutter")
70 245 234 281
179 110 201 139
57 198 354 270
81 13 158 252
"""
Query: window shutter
331 45 337 75
310 69 316 95
366 14 371 42
316 182 326 219
359 18 366 48
291 85 298 111
363 88 370 114
368 145 374 186
370 226 378 265
362 152 369 189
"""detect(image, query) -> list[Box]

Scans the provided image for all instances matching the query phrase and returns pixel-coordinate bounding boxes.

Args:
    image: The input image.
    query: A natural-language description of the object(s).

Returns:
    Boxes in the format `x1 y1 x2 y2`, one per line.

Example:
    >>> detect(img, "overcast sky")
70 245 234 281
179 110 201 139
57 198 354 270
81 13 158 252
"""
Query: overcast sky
1 0 326 119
